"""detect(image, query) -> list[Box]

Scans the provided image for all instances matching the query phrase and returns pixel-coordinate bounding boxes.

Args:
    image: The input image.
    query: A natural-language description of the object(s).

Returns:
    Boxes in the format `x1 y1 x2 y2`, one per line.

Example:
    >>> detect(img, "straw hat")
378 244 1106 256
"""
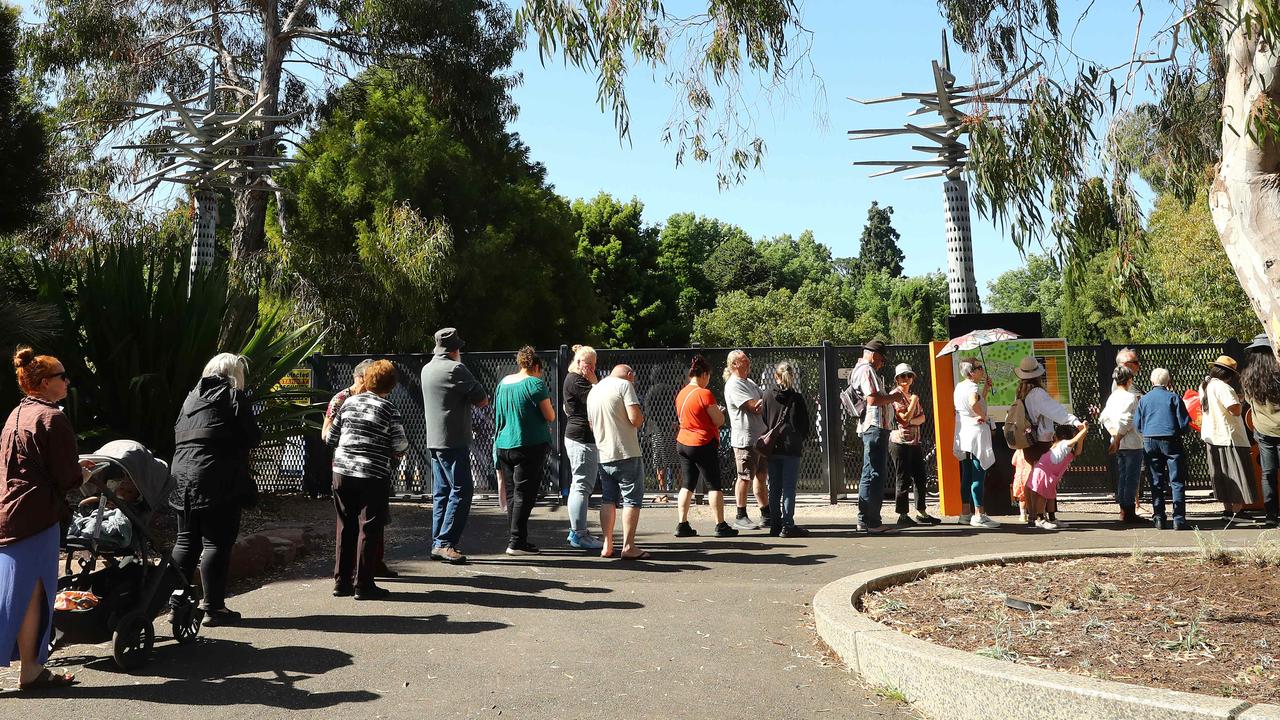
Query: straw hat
1209 355 1238 373
1015 356 1046 380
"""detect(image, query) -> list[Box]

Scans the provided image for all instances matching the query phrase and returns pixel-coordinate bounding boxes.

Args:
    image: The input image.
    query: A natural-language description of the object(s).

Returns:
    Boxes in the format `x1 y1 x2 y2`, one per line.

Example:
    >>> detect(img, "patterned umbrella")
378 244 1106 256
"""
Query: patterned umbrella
935 328 1021 358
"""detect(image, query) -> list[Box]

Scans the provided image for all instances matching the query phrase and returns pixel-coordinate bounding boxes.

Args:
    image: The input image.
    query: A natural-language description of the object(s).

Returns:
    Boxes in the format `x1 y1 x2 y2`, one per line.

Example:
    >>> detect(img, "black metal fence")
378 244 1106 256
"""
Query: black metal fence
252 339 1246 499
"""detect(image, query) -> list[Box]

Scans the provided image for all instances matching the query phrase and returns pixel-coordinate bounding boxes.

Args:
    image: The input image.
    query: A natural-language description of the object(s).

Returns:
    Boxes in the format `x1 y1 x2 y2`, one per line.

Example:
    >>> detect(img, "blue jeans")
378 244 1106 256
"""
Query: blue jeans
564 437 600 534
1115 449 1142 507
1259 433 1279 521
959 454 984 509
767 454 800 529
859 427 889 528
431 448 473 549
599 457 645 508
1143 437 1186 522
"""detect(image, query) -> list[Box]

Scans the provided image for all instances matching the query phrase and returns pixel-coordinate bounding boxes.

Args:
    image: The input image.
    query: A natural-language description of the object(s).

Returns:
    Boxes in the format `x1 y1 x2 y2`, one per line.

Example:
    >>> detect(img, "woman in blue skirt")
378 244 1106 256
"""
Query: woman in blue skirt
0 347 85 689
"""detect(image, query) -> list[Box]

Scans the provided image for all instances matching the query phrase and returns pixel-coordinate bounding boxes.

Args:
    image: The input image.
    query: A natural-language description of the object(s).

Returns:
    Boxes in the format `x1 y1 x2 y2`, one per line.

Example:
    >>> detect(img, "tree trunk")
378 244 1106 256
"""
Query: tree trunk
1210 0 1280 354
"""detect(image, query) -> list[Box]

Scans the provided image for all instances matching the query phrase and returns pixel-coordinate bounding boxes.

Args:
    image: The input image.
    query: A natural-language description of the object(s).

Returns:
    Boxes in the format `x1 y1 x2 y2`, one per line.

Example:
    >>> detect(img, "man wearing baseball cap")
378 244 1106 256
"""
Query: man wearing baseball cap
421 328 490 564
850 339 905 534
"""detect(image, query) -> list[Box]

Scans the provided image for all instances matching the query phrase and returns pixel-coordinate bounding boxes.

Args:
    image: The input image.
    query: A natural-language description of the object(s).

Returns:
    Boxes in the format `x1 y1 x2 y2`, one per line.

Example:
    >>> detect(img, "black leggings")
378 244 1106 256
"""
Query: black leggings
678 441 722 492
172 504 242 610
498 443 549 546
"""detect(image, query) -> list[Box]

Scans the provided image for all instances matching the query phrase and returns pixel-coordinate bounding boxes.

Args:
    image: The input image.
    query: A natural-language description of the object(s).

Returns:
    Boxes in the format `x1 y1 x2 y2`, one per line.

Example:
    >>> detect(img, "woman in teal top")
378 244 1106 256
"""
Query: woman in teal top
494 346 556 554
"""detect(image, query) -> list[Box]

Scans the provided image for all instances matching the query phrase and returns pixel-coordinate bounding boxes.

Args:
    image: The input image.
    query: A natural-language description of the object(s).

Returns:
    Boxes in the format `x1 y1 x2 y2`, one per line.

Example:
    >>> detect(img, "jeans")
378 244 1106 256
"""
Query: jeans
959 454 984 509
767 454 800 529
172 504 241 610
890 442 927 515
564 437 600 534
599 456 645 508
431 448 473 549
332 473 389 590
1115 448 1143 508
858 427 889 528
498 444 549 546
1259 433 1279 521
1143 437 1187 522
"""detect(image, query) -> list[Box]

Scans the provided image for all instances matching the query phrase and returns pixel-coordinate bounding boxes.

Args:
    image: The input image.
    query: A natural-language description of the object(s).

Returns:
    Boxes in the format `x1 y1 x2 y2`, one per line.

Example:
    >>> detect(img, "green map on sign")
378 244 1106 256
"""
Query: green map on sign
956 340 1030 408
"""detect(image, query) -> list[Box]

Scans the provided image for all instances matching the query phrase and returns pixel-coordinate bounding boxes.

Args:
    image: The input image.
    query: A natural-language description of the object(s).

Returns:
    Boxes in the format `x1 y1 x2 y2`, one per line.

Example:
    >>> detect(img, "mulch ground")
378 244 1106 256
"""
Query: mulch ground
863 544 1280 704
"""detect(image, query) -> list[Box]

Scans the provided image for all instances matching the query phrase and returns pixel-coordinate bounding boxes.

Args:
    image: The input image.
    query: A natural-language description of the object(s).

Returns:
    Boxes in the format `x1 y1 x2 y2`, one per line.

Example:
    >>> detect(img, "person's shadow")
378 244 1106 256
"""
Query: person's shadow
13 640 378 710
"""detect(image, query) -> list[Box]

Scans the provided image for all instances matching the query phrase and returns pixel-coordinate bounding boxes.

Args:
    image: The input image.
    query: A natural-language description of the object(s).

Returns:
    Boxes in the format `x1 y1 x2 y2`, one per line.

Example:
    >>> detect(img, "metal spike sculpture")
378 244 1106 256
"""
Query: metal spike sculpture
848 32 1036 315
116 64 302 286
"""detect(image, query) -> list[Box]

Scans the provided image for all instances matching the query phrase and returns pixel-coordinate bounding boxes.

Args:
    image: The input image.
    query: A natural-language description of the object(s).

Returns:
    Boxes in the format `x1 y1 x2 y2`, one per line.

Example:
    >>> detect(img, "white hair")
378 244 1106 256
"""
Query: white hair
203 353 249 390
1150 367 1172 388
570 345 597 375
723 349 747 382
1116 347 1138 365
959 360 978 379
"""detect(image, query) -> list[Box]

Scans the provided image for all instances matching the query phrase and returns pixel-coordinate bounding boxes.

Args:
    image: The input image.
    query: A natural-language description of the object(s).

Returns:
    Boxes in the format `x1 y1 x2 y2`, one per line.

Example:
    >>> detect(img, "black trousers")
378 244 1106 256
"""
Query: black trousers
172 504 242 610
333 472 389 590
889 442 927 514
498 444 548 546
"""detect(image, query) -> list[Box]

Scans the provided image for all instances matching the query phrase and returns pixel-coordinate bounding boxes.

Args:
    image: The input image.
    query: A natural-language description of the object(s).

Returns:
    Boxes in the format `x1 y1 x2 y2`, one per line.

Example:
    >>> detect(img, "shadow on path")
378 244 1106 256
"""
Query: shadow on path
396 589 644 611
8 640 377 710
237 613 509 635
383 574 612 595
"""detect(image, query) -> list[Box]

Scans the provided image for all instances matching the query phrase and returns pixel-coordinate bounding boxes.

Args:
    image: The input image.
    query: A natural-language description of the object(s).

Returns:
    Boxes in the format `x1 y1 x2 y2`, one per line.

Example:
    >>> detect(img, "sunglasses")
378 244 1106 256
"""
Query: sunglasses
52 372 70 382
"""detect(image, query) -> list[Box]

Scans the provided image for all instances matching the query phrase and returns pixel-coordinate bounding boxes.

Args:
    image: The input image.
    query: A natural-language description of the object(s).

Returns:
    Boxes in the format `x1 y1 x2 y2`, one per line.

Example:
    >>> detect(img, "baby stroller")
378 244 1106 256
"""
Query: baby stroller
55 440 202 670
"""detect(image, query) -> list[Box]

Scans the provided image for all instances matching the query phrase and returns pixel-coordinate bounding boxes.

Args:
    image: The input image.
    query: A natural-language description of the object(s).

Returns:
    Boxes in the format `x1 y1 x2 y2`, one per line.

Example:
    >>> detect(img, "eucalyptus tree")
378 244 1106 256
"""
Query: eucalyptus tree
940 0 1280 350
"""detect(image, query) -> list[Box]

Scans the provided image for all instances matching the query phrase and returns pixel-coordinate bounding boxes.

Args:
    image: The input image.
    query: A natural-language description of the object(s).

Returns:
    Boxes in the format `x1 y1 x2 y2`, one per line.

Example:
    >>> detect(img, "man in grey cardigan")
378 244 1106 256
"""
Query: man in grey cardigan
421 328 490 563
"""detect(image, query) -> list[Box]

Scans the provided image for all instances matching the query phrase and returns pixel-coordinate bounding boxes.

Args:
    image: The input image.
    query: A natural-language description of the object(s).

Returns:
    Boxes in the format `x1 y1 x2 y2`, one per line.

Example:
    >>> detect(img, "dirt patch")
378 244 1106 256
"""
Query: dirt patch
863 538 1280 704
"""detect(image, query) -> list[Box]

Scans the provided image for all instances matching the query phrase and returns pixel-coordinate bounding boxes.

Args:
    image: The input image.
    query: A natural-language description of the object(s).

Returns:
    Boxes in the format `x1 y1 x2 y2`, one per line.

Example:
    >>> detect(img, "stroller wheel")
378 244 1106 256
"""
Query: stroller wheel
172 601 202 644
112 610 155 671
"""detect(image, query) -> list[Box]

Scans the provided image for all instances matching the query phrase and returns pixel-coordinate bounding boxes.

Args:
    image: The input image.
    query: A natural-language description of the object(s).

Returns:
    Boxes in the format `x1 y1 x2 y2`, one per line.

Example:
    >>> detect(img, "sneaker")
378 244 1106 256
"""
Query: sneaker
567 530 604 550
432 546 468 565
864 525 896 535
1172 518 1191 531
780 525 810 538
714 522 740 538
915 512 941 525
202 607 242 626
768 524 782 537
1048 516 1069 528
1035 518 1059 530
1018 511 1029 524
506 542 541 555
897 513 917 526
674 522 698 538
957 513 973 526
971 514 1001 529
354 585 391 601
732 515 757 530
332 584 354 597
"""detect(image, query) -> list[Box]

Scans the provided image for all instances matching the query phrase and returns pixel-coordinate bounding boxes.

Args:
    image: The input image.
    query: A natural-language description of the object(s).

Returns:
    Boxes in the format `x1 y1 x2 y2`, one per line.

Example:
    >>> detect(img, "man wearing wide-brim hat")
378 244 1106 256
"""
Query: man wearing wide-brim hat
1242 333 1280 527
421 327 490 564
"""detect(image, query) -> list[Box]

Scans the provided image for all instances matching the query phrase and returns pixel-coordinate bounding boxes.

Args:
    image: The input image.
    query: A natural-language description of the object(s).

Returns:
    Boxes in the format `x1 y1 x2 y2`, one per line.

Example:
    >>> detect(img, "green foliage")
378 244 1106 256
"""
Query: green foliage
516 0 818 188
704 232 772 297
655 212 745 338
691 288 858 346
281 70 597 352
0 5 48 233
853 202 905 278
986 254 1063 337
888 273 948 344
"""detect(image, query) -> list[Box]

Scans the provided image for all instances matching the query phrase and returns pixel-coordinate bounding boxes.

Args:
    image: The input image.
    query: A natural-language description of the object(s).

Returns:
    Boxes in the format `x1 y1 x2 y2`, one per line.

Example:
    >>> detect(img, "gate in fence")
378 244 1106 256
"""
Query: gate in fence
251 339 1246 500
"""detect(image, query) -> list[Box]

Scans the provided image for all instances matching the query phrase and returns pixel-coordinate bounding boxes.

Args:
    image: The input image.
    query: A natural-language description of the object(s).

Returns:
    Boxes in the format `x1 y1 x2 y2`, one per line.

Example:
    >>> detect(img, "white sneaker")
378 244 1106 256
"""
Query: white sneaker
1049 517 1068 527
957 513 973 525
1036 519 1059 530
971 514 1001 529
1018 511 1029 523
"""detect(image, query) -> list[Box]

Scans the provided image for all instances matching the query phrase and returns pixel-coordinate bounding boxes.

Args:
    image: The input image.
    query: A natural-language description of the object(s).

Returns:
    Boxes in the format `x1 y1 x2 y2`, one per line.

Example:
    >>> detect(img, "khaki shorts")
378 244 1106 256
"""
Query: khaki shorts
733 446 765 481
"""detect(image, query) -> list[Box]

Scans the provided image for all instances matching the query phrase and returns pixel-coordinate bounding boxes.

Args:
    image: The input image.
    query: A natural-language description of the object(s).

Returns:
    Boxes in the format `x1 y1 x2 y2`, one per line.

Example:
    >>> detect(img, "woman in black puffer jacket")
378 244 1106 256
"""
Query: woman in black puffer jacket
169 353 262 626
762 360 811 538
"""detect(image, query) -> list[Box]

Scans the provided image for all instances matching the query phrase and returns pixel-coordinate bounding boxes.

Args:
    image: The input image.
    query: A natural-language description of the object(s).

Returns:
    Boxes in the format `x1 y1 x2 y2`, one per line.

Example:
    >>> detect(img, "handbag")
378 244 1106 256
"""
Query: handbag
754 402 791 457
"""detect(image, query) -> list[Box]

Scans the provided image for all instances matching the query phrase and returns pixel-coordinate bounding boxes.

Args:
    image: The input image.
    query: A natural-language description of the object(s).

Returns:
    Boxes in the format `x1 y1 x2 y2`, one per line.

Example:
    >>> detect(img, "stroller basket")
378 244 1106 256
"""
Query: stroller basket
55 561 144 646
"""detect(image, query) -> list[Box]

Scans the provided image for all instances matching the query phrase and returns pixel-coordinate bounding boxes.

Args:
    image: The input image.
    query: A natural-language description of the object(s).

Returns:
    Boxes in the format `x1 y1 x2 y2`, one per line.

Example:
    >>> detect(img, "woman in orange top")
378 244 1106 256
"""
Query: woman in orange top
673 355 734 538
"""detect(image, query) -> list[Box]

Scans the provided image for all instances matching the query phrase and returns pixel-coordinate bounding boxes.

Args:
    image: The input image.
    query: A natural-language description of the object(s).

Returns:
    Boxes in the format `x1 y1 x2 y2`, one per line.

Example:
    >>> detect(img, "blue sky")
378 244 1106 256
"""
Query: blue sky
507 1 1171 294
12 0 1172 296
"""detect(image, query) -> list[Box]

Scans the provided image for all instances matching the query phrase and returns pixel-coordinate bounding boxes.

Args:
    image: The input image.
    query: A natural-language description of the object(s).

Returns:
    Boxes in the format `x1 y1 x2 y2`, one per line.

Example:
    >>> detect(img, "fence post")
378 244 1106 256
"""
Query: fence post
819 341 844 504
557 344 571 496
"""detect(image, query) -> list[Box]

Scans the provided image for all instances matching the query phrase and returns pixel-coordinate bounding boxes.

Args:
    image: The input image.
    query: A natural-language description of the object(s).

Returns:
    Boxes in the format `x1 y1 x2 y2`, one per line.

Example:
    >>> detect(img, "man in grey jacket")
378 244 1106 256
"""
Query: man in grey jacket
421 328 490 564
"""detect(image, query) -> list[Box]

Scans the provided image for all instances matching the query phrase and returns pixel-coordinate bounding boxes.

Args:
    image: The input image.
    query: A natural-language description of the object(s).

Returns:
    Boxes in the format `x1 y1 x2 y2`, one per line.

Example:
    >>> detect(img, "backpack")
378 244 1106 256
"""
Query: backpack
840 373 867 420
1003 396 1034 450
1183 388 1203 433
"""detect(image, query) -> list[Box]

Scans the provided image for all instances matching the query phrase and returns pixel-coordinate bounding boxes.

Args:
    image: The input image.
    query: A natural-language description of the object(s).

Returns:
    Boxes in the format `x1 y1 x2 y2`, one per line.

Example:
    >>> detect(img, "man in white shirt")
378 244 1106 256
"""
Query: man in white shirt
587 365 649 560
851 340 904 534
724 350 770 530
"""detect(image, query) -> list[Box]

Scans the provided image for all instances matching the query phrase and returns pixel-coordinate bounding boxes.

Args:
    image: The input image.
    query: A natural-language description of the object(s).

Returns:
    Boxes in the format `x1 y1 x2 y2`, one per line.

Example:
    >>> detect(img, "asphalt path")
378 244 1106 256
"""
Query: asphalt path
2 500 1265 719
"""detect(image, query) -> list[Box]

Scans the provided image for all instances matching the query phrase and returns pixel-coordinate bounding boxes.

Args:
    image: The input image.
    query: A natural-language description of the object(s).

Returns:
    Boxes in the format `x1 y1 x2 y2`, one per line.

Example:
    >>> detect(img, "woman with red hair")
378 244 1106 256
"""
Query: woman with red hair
0 347 86 689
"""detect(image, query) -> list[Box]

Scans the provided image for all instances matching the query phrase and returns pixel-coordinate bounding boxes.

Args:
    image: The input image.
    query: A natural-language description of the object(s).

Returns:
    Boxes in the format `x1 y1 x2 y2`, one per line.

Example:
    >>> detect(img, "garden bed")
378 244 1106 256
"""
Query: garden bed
862 535 1280 705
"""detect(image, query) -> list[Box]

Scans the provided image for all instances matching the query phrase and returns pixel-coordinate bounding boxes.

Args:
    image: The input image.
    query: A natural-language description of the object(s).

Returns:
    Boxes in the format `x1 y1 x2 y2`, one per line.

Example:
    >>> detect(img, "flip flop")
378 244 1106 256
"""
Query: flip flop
19 669 76 691
620 550 652 561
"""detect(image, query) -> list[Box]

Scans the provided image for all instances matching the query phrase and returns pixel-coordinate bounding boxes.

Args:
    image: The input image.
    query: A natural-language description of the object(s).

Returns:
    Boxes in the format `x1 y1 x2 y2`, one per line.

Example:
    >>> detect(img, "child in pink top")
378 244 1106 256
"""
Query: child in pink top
1025 423 1089 530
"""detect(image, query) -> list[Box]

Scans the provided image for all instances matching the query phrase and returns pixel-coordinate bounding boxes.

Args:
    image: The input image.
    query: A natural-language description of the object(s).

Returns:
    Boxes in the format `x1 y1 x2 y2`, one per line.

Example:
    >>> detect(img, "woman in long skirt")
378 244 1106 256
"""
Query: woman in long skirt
1201 356 1260 517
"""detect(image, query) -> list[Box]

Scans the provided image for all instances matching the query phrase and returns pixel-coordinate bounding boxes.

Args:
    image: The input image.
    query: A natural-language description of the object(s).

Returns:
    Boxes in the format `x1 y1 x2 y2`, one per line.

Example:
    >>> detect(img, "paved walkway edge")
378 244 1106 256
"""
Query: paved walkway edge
813 547 1280 720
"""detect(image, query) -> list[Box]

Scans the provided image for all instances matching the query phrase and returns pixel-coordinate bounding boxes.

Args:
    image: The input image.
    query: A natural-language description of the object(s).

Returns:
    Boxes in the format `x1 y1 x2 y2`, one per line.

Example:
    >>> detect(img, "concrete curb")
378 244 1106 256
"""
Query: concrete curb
814 547 1280 720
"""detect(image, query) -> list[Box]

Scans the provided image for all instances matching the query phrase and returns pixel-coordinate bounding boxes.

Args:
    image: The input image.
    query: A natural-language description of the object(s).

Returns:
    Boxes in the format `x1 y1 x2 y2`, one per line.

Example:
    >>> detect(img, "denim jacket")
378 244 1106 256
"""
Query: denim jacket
1134 386 1191 439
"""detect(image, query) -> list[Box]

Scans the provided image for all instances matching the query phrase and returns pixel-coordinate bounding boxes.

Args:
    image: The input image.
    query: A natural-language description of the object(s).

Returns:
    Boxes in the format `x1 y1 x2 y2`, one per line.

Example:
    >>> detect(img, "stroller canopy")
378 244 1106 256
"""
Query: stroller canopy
81 440 173 512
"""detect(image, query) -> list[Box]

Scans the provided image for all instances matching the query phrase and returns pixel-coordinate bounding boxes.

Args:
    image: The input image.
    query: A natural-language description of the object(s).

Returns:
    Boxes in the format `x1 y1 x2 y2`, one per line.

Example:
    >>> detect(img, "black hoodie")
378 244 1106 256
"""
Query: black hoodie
169 375 263 511
761 387 811 457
